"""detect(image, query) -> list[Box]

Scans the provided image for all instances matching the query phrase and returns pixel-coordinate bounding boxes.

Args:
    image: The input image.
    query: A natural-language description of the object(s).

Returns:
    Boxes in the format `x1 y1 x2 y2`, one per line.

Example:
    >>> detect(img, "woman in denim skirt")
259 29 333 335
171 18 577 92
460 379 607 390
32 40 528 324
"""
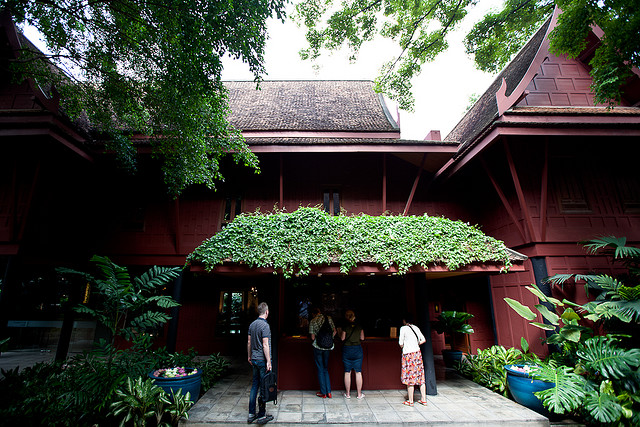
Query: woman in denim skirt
341 310 365 399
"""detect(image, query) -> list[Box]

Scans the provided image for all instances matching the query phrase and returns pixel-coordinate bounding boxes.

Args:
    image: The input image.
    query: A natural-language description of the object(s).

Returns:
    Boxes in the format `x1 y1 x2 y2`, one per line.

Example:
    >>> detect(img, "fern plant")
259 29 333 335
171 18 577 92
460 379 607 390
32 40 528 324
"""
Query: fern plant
544 236 640 324
57 255 182 345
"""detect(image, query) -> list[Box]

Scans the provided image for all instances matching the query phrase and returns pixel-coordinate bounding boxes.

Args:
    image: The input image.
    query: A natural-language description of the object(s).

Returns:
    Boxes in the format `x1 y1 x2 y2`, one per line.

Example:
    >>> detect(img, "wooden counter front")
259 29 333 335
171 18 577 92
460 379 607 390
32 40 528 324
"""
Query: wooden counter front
278 336 403 390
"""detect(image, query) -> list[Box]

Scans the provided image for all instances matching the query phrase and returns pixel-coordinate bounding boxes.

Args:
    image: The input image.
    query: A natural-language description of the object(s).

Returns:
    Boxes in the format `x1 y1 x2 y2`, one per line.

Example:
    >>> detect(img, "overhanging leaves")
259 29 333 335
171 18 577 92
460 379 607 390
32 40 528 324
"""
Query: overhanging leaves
187 207 513 278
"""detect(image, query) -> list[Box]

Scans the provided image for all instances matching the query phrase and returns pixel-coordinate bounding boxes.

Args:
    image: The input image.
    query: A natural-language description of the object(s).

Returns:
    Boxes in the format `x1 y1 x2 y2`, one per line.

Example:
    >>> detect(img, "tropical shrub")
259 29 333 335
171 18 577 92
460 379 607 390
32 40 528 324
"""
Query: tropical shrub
504 236 640 426
0 257 227 426
57 255 182 346
458 338 540 397
0 348 229 426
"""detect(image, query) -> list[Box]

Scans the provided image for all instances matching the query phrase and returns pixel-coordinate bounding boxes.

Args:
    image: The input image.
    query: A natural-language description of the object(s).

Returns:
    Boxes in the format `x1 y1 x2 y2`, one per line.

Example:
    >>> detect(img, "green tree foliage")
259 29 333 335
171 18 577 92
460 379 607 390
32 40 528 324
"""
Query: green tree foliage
187 206 513 278
464 0 553 74
2 0 286 195
295 0 475 110
296 0 639 109
467 0 640 105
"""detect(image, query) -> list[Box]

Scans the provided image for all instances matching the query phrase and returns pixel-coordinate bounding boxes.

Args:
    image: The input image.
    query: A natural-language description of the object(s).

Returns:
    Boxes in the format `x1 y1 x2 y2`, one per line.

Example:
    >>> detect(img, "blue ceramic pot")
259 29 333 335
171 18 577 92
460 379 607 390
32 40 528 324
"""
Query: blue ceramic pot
149 368 202 402
442 349 463 368
504 364 554 415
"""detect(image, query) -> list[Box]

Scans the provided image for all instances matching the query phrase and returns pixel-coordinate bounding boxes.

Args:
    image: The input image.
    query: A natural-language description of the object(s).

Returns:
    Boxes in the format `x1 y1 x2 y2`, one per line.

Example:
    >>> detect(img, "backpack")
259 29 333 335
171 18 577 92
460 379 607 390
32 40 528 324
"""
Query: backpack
261 370 278 404
315 316 334 349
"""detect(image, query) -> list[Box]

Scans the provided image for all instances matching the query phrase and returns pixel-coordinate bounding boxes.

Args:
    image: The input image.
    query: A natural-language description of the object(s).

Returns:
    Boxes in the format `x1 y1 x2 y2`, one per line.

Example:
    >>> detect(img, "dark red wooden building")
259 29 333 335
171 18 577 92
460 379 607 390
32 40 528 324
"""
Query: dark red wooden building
1 8 639 391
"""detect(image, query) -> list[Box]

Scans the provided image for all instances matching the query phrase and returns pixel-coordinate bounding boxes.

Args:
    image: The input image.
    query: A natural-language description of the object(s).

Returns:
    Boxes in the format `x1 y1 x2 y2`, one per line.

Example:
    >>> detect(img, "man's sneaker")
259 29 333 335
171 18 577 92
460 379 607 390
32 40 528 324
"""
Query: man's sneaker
256 414 274 425
247 414 257 424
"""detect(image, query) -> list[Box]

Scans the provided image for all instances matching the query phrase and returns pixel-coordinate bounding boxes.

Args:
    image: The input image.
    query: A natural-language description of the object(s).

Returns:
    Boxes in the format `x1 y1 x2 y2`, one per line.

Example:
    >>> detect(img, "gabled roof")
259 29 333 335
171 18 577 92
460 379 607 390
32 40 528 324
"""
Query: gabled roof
445 15 552 150
436 7 640 180
226 80 399 132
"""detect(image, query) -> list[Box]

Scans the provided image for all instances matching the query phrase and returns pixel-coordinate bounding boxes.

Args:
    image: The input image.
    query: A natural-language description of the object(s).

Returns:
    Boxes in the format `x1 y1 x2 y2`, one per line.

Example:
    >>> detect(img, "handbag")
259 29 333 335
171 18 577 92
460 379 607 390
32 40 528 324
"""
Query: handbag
261 370 278 405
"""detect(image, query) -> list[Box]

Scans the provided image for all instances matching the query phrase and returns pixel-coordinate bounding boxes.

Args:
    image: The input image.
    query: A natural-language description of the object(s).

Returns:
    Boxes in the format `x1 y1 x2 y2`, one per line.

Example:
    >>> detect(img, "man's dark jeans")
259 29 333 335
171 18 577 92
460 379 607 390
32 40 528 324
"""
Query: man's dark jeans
249 359 267 417
313 347 331 395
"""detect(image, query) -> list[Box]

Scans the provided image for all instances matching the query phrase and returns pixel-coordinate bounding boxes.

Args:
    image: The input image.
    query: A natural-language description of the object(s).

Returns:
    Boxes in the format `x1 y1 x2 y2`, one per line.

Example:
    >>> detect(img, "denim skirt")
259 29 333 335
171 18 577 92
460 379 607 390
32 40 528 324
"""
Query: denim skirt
342 344 363 372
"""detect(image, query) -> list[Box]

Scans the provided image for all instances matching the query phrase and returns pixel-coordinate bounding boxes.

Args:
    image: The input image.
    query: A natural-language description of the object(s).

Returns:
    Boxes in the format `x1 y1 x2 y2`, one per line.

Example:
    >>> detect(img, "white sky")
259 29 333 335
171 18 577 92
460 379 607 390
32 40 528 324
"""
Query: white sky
222 1 504 140
22 0 503 140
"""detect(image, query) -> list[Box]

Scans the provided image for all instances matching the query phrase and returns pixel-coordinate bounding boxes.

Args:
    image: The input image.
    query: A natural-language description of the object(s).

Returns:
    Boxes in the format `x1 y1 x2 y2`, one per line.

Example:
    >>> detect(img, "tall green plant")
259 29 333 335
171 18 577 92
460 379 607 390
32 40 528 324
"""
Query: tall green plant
504 236 640 425
545 236 640 324
57 255 181 345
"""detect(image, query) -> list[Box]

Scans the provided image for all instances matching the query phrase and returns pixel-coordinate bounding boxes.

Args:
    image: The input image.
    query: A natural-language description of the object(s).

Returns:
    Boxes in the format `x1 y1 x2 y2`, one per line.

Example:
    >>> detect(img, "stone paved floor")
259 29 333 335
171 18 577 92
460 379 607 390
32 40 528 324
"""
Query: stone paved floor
184 360 551 426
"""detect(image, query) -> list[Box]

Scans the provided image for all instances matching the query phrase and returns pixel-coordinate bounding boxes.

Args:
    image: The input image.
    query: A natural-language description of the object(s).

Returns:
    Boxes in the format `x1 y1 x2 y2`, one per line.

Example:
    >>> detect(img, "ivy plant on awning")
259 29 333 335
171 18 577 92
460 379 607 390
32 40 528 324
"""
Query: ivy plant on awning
187 207 513 278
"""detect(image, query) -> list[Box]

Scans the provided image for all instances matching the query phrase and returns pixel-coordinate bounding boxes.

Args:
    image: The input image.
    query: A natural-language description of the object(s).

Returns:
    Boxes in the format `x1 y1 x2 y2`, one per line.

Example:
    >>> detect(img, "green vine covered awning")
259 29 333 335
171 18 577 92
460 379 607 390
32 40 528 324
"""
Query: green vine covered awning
187 207 517 278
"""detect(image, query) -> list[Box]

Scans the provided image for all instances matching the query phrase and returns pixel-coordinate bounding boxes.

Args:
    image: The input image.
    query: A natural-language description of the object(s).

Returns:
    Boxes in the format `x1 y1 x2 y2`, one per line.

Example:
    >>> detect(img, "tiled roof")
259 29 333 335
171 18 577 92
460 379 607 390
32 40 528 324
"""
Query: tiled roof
445 16 552 153
226 80 399 132
245 137 456 145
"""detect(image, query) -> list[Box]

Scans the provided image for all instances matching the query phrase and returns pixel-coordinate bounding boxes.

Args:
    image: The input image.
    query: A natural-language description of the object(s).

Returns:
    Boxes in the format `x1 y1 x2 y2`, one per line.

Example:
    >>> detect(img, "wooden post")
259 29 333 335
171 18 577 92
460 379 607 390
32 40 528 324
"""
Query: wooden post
414 274 437 395
382 154 387 213
279 154 284 209
540 139 549 242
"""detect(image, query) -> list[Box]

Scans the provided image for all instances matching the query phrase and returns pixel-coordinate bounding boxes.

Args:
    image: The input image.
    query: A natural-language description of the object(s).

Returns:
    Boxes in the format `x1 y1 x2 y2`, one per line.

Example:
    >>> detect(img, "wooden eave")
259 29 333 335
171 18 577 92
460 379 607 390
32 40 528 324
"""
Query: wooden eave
435 108 640 180
0 109 93 162
188 260 525 276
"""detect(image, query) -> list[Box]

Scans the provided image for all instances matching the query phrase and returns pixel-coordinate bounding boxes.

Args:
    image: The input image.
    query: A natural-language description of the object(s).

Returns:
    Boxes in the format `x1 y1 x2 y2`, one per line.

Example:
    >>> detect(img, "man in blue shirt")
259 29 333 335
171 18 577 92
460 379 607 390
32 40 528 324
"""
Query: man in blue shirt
247 302 273 424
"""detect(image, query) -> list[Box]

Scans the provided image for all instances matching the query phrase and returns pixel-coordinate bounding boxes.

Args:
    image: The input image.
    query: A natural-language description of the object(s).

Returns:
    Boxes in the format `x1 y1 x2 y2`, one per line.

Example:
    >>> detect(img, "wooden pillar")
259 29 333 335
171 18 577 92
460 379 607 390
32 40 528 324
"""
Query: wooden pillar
279 154 284 209
539 139 549 242
382 154 387 213
414 274 437 395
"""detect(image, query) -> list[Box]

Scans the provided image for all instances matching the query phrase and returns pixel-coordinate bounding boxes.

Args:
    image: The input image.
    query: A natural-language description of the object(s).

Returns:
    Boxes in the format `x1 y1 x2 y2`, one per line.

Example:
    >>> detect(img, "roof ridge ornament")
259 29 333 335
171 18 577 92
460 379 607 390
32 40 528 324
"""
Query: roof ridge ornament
494 7 562 116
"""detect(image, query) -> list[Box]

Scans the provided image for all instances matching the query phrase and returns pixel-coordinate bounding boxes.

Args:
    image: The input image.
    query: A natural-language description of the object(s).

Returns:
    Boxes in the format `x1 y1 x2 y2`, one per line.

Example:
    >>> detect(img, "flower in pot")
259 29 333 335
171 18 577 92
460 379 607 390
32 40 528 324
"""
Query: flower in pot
149 366 202 402
432 310 474 367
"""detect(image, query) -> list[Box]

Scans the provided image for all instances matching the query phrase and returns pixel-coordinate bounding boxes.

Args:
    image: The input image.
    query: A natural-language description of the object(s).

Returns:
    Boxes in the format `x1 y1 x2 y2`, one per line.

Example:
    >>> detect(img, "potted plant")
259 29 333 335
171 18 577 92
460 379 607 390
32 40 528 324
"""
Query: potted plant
149 366 202 402
503 364 554 415
433 310 474 367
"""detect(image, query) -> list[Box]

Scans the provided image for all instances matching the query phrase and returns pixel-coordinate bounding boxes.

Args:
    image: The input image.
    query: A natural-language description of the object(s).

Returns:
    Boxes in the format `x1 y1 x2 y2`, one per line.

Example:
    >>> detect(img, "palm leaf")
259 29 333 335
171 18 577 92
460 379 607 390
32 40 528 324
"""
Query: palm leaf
531 322 556 331
130 311 171 330
583 389 623 424
504 298 536 320
526 284 549 302
146 295 181 308
594 301 639 322
531 364 586 414
55 267 95 283
91 255 131 288
534 304 560 325
133 266 181 291
577 336 640 379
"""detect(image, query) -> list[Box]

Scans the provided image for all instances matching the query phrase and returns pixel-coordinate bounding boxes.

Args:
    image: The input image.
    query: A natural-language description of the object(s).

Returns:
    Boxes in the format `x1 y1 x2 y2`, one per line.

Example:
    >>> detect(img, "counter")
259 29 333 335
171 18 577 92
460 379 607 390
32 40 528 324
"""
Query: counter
278 336 403 390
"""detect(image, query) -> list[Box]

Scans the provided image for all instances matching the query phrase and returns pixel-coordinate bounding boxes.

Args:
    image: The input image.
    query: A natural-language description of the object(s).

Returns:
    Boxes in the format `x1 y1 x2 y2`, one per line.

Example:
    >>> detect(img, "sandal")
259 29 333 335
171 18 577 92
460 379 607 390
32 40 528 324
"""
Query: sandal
417 400 427 406
343 393 351 399
402 400 414 406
